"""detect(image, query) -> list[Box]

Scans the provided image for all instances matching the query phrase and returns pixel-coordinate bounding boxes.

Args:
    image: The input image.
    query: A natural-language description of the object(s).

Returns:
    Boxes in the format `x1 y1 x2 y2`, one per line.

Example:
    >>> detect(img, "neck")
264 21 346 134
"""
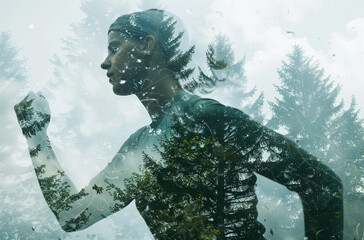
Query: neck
136 71 182 122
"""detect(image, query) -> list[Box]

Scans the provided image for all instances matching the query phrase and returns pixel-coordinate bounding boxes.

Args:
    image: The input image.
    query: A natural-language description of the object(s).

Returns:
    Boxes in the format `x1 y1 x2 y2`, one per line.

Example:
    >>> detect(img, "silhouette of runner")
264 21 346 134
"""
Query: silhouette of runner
15 9 343 240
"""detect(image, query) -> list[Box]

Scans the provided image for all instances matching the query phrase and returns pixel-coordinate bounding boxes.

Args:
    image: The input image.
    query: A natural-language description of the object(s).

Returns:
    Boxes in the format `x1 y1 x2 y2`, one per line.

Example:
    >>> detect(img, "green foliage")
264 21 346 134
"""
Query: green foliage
329 97 364 175
120 10 196 82
184 34 265 123
29 144 42 157
63 208 92 232
269 45 364 240
92 184 103 194
0 179 67 240
14 100 50 139
119 116 266 239
104 180 132 214
157 14 196 82
122 149 222 239
35 166 89 224
183 35 233 94
268 45 343 159
329 97 364 239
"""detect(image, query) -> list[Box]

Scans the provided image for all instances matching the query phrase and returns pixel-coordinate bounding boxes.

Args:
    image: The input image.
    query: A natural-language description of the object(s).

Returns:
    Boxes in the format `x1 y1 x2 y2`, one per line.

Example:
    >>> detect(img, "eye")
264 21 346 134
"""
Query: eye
112 47 119 53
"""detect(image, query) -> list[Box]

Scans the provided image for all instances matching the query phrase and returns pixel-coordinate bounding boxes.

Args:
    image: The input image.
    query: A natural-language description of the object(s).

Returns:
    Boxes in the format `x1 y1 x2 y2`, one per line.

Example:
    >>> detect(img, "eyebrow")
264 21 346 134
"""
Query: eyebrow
108 40 122 50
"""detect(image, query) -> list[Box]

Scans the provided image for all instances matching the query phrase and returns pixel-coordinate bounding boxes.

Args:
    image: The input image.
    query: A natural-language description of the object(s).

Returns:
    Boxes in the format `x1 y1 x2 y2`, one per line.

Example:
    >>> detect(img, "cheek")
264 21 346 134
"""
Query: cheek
123 56 147 73
115 51 137 68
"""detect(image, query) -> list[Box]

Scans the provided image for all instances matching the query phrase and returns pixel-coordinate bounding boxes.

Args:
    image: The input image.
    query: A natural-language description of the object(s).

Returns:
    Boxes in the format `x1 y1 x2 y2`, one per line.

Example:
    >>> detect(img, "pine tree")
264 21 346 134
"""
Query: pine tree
329 97 364 239
43 2 195 238
185 34 265 123
268 45 363 239
0 32 27 148
266 45 342 238
41 1 146 238
46 1 195 151
329 97 364 175
0 176 67 240
0 31 66 240
45 0 136 149
118 116 266 240
0 31 28 195
268 45 343 160
0 32 27 83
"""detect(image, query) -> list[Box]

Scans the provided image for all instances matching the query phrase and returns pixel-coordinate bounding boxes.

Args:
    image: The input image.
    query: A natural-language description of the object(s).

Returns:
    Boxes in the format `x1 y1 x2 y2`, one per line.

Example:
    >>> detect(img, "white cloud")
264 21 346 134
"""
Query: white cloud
194 0 363 118
2 1 363 237
326 18 364 113
206 0 323 44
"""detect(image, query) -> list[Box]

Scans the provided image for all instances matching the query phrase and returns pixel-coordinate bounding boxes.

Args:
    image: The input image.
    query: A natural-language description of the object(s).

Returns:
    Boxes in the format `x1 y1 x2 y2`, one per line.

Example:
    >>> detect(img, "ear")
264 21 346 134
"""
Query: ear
139 35 156 56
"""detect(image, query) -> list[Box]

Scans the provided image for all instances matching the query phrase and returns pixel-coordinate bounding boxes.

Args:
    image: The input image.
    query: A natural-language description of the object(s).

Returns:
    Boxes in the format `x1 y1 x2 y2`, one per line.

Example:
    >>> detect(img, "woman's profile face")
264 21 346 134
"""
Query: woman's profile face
101 31 149 96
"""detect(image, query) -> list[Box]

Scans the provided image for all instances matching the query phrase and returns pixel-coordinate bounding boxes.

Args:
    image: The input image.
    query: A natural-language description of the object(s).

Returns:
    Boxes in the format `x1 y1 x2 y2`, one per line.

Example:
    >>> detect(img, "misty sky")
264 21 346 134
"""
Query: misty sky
0 0 363 239
1 0 363 116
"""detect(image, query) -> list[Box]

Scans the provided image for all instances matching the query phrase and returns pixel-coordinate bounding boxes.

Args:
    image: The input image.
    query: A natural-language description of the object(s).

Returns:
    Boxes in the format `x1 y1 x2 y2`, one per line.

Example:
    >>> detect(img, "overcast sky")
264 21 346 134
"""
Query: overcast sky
1 0 363 116
1 0 363 205
1 1 363 238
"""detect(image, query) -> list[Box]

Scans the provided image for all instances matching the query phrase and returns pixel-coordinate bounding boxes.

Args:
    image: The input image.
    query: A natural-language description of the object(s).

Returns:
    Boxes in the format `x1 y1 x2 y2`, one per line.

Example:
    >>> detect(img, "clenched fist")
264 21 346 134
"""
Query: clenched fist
14 91 50 139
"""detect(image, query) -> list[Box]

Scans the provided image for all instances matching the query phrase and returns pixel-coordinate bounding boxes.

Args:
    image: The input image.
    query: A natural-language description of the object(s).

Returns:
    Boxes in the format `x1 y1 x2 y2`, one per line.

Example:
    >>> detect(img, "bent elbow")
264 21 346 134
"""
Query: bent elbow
59 218 83 232
60 220 90 233
58 208 94 233
61 224 78 233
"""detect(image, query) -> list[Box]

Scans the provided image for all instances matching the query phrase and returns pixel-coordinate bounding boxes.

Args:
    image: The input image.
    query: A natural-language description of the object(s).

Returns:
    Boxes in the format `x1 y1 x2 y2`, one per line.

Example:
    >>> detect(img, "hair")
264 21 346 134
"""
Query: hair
108 9 195 83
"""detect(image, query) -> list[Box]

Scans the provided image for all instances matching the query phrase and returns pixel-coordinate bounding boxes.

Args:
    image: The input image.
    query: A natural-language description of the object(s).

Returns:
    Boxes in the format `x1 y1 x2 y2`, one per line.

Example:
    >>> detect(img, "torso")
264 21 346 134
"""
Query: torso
115 90 266 239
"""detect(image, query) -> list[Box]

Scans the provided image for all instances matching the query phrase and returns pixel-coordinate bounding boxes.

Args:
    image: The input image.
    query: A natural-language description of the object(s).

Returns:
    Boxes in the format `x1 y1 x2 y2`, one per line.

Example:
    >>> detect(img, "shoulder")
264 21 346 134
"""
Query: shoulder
175 92 256 137
175 91 227 116
117 125 150 152
186 95 251 123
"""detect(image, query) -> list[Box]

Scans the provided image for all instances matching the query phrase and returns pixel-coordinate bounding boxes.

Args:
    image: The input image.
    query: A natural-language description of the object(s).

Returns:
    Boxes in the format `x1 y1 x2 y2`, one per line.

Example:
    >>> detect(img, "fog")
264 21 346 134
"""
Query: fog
1 0 363 239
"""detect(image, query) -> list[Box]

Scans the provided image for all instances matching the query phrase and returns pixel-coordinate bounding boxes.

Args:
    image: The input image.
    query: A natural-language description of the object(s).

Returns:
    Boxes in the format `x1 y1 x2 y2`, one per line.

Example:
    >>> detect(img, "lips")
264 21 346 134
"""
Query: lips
108 75 126 85
107 72 115 83
107 70 129 85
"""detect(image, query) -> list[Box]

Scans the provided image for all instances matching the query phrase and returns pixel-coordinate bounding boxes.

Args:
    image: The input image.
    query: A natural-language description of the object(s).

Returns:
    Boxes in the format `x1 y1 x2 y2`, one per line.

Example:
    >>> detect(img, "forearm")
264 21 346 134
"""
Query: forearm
26 132 133 231
27 131 76 189
15 92 126 231
26 131 83 222
300 169 343 240
285 149 343 239
257 129 343 239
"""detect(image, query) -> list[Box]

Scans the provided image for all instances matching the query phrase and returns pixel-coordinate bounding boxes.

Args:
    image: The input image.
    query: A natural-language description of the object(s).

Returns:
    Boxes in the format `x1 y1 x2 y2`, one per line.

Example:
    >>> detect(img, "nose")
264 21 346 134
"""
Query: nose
101 58 111 70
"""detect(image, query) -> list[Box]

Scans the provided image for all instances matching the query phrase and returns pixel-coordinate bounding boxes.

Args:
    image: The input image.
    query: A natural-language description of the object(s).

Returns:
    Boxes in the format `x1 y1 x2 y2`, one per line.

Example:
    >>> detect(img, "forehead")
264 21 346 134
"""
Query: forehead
107 31 130 44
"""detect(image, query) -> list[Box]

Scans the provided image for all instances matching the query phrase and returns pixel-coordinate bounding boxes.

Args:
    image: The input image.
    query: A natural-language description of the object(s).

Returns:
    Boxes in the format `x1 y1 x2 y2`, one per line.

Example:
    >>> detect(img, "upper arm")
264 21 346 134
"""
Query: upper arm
192 100 341 194
254 127 341 195
58 128 148 232
175 99 342 238
58 150 136 232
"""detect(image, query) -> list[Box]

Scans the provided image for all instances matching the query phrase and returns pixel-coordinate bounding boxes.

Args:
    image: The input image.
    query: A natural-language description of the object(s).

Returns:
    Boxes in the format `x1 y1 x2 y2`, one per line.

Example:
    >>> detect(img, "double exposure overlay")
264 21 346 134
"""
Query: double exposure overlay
11 9 346 240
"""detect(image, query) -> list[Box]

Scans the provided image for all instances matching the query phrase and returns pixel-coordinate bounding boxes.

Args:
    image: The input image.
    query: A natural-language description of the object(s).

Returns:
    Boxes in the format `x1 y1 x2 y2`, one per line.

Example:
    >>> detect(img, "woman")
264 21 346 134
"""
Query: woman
15 9 343 239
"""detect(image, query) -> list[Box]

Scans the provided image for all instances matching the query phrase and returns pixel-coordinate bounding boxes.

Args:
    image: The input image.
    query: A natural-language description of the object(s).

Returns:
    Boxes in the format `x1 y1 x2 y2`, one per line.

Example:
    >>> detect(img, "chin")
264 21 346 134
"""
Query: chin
112 85 134 96
112 77 151 96
112 80 141 96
